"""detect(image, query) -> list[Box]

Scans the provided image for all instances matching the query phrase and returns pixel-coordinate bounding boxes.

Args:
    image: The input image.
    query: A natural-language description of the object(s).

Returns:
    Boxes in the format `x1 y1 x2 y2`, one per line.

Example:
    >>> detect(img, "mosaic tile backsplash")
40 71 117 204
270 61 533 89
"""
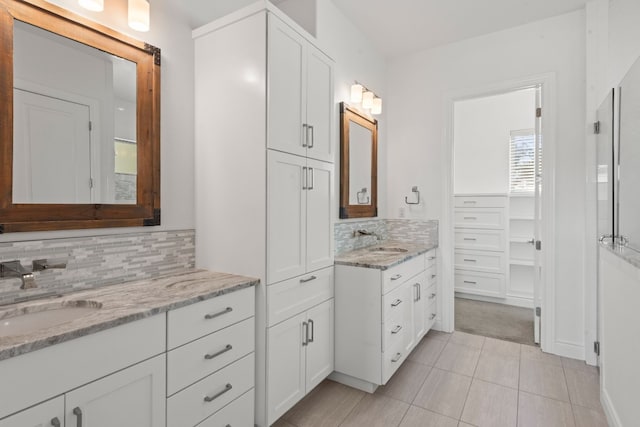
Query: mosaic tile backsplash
0 229 195 305
335 219 438 255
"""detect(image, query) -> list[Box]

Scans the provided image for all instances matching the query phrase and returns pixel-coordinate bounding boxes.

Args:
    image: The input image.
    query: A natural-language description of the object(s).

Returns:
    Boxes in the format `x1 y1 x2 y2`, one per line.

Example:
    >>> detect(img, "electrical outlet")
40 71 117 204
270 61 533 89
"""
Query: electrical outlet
399 207 406 218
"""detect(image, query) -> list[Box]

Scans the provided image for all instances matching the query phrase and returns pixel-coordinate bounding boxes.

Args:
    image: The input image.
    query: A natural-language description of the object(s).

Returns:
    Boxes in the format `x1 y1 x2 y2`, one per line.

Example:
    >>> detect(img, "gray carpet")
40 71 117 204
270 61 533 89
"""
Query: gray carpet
455 297 536 346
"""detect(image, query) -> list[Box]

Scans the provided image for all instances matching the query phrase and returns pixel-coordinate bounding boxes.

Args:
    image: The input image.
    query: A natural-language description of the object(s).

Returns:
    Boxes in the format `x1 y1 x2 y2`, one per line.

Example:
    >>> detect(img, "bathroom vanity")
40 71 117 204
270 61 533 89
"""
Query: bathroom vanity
0 270 257 427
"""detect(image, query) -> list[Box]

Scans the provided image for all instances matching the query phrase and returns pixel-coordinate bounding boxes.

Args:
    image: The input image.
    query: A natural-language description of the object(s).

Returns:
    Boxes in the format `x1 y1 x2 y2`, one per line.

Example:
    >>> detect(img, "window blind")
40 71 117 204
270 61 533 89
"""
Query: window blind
509 129 538 193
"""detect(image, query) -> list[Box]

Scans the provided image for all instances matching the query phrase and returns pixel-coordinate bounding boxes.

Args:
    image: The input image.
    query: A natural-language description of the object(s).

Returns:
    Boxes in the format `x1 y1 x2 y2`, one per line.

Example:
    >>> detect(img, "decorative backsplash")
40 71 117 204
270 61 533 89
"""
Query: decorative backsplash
0 229 195 305
335 219 438 255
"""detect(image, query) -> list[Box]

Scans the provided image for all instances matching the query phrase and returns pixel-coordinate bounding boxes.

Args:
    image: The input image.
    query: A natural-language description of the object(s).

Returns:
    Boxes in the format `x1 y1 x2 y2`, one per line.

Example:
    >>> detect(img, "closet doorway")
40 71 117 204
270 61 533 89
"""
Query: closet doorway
451 86 543 346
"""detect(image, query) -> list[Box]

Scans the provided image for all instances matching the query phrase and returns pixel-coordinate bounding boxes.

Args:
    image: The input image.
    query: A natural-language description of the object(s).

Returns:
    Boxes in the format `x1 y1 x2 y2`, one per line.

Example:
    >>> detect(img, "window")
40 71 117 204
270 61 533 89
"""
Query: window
509 129 538 193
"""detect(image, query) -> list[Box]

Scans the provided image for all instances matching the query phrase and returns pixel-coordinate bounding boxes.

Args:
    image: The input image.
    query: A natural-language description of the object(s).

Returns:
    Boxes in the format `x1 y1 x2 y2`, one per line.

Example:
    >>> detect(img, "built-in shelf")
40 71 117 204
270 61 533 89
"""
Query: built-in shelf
510 236 534 244
510 258 534 266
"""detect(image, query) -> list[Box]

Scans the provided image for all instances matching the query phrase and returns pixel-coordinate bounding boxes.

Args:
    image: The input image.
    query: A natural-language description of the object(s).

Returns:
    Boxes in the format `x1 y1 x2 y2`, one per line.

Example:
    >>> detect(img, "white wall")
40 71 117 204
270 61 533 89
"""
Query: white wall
386 11 587 357
1 0 195 242
453 89 535 194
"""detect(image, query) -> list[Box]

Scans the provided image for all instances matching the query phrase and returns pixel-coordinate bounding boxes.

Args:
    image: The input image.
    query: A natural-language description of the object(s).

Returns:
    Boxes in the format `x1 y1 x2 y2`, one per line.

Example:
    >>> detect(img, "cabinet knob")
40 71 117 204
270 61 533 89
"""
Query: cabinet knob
50 418 61 427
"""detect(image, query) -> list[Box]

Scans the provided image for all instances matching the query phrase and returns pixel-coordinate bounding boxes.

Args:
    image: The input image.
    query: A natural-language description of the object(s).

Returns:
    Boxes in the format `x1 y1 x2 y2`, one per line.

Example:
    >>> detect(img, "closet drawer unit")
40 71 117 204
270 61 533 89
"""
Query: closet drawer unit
267 266 333 326
454 270 505 298
455 229 506 251
383 282 409 324
382 338 406 384
196 389 254 427
454 209 505 229
168 286 255 349
167 353 254 427
167 317 255 396
382 255 425 294
454 196 507 208
454 250 506 274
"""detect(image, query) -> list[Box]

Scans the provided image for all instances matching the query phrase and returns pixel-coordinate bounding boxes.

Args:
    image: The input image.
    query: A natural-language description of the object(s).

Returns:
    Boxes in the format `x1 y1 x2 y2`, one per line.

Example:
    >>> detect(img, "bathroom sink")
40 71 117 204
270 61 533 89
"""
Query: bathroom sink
0 300 102 338
367 247 409 253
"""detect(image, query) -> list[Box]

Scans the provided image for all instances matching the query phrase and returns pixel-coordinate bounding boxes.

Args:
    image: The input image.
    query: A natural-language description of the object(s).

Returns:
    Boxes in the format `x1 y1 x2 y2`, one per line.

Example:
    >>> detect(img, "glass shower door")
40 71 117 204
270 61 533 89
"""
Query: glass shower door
596 89 615 243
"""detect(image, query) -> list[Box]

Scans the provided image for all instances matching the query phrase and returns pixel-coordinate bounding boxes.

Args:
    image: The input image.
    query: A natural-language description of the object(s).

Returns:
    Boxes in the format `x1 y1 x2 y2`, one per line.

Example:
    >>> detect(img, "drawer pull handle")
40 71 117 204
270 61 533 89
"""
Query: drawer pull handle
463 259 477 262
308 319 315 343
204 307 233 320
463 280 477 284
73 407 83 427
204 383 233 403
428 256 436 261
302 321 309 346
391 352 402 363
463 216 477 220
391 299 402 307
414 283 420 301
431 274 436 279
429 293 437 299
300 275 317 283
204 344 233 360
463 238 477 241
51 418 61 427
429 313 436 320
390 274 402 281
391 325 402 334
463 200 476 204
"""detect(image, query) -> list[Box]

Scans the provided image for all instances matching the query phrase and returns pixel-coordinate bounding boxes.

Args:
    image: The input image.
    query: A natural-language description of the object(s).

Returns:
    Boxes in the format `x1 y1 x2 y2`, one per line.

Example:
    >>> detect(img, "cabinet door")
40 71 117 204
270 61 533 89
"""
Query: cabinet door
305 299 334 392
268 151 307 283
65 355 165 427
267 312 307 425
306 158 334 272
412 272 428 343
267 15 306 157
0 396 64 427
305 46 333 162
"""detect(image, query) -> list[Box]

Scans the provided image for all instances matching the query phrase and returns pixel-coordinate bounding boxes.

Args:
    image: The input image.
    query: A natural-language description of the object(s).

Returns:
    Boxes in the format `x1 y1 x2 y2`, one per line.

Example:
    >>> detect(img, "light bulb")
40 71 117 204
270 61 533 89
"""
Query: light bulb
78 0 103 12
129 0 150 32
362 91 374 109
350 83 363 103
371 97 382 115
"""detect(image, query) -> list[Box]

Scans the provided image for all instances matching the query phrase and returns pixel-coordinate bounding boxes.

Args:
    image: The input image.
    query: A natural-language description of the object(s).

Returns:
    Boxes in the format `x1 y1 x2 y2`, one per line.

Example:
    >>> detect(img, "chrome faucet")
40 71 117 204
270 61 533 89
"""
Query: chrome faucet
353 229 382 240
0 260 37 289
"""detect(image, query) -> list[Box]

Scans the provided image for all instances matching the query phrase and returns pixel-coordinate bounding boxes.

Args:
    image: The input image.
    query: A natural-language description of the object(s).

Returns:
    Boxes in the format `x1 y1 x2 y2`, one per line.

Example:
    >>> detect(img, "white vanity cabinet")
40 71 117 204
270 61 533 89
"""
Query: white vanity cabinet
0 396 64 427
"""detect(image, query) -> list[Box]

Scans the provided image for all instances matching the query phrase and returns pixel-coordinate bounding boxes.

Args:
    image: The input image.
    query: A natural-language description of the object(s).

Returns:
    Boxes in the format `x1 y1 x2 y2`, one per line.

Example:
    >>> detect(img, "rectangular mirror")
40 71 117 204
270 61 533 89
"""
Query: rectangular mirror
0 0 160 232
339 103 378 218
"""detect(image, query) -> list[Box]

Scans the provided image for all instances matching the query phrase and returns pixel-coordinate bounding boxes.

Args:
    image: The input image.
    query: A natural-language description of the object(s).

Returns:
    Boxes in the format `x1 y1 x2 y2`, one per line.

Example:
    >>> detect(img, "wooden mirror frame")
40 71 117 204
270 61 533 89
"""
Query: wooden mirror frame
0 0 160 233
339 102 378 219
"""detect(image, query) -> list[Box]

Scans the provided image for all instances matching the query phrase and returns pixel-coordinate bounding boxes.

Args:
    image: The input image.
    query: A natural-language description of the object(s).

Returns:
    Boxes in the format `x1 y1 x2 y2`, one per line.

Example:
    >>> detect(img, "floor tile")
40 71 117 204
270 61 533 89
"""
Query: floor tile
458 423 475 427
474 353 519 389
450 331 485 349
564 367 602 411
376 360 432 403
283 380 364 427
340 393 409 427
572 405 609 427
520 344 562 366
398 405 458 427
435 342 481 376
561 357 599 375
413 368 472 419
517 391 575 427
409 335 447 366
272 419 297 427
482 337 520 359
519 358 569 401
460 379 518 427
427 330 452 342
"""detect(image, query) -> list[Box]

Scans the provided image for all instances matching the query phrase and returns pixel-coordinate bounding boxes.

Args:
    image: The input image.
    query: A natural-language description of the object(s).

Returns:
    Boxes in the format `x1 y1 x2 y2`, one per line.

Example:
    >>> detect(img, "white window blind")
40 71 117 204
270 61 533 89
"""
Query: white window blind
509 129 538 193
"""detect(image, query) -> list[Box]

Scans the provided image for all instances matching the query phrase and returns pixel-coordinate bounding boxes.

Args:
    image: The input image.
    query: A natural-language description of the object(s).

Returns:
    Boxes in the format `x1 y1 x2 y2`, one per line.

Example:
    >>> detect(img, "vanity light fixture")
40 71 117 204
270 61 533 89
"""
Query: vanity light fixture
362 90 374 109
350 81 382 115
371 97 382 115
78 0 104 12
128 0 150 32
350 83 364 103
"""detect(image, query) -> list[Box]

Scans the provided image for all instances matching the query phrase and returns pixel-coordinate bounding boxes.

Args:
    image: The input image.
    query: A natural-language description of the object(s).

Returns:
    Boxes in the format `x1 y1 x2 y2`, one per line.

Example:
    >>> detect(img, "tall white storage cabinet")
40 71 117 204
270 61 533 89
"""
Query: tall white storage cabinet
193 5 335 427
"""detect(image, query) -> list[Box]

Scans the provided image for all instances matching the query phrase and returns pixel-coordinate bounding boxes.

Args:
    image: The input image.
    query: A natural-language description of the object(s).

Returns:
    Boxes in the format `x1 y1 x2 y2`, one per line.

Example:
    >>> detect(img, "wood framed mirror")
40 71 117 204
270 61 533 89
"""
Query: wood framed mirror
339 102 378 219
0 0 160 233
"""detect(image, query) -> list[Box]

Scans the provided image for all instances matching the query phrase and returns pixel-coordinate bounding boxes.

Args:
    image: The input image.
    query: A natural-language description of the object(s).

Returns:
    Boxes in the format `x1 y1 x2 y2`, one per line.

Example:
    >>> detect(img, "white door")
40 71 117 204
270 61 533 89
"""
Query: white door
267 312 307 425
533 86 543 344
305 46 333 162
306 158 334 272
64 355 165 427
13 89 92 203
0 396 64 427
305 299 334 392
412 272 428 342
267 151 307 284
267 16 306 157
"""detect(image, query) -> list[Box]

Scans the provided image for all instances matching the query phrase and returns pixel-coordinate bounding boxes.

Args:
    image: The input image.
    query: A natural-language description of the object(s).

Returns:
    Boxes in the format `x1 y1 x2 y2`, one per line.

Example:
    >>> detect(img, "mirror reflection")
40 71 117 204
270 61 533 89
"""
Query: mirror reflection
13 20 137 204
349 122 372 205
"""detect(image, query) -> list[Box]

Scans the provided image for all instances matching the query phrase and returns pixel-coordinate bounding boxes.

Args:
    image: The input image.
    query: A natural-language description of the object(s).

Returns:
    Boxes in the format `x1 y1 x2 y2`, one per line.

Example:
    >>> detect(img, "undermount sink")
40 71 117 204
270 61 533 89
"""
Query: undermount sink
0 300 102 338
367 247 409 253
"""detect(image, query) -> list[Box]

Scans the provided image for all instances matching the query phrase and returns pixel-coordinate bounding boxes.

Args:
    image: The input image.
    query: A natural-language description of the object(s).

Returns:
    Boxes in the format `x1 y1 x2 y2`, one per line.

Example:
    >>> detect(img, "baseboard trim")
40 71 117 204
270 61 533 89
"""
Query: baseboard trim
328 371 377 393
455 292 534 309
601 387 622 427
553 339 585 360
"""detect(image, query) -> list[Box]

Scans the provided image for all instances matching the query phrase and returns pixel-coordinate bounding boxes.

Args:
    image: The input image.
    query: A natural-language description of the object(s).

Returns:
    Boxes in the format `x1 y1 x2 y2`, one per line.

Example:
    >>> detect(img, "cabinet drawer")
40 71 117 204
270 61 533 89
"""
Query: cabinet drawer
454 250 506 274
382 337 406 384
267 266 333 326
454 208 505 229
454 196 507 208
425 250 437 268
382 255 425 294
167 317 255 396
196 389 254 427
455 229 506 251
455 270 505 298
383 283 408 324
382 315 406 351
168 287 255 349
167 353 254 427
425 282 437 304
426 300 437 331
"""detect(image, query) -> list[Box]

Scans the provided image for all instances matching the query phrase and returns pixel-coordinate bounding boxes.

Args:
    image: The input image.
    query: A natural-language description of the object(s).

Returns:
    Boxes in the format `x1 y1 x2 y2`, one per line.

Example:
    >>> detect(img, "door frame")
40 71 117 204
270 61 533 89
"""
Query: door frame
440 73 557 353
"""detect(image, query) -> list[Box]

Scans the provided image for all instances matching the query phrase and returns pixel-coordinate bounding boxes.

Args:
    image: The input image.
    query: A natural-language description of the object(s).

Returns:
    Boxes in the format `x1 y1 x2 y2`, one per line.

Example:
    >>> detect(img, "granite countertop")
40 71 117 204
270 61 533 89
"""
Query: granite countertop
334 241 438 270
0 269 258 361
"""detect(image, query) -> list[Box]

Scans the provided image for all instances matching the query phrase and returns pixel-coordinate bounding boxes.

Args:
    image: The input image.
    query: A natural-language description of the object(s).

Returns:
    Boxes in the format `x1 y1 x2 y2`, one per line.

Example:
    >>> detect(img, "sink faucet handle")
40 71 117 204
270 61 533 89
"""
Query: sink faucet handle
32 259 67 271
20 272 36 289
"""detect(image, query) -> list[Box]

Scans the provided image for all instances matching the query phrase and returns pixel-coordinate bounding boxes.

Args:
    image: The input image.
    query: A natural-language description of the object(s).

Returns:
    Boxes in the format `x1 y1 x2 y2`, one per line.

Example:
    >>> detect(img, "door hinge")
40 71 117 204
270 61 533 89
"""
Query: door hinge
594 341 600 356
536 108 542 118
89 178 94 189
535 240 542 251
593 121 600 134
535 306 541 317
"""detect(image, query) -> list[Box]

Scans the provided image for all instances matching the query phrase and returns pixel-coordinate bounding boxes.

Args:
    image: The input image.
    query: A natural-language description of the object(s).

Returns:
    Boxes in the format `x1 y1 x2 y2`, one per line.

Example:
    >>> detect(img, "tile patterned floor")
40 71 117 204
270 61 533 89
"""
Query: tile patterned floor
273 330 608 427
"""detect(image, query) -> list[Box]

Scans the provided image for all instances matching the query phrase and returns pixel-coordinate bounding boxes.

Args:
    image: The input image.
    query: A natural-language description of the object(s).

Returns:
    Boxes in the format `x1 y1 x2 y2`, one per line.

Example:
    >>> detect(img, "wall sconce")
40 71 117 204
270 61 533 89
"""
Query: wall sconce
350 81 382 115
79 0 150 32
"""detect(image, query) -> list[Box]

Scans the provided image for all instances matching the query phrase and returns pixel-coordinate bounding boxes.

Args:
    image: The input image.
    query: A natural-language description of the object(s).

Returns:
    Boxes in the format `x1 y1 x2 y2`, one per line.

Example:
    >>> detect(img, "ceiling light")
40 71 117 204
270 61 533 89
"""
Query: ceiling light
129 0 150 32
78 0 103 12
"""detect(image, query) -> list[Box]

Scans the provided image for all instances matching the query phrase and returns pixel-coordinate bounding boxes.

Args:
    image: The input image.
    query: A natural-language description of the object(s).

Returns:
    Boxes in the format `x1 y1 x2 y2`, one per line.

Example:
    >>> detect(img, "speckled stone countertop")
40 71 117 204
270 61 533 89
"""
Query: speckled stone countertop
601 242 640 269
334 241 438 270
0 269 258 361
